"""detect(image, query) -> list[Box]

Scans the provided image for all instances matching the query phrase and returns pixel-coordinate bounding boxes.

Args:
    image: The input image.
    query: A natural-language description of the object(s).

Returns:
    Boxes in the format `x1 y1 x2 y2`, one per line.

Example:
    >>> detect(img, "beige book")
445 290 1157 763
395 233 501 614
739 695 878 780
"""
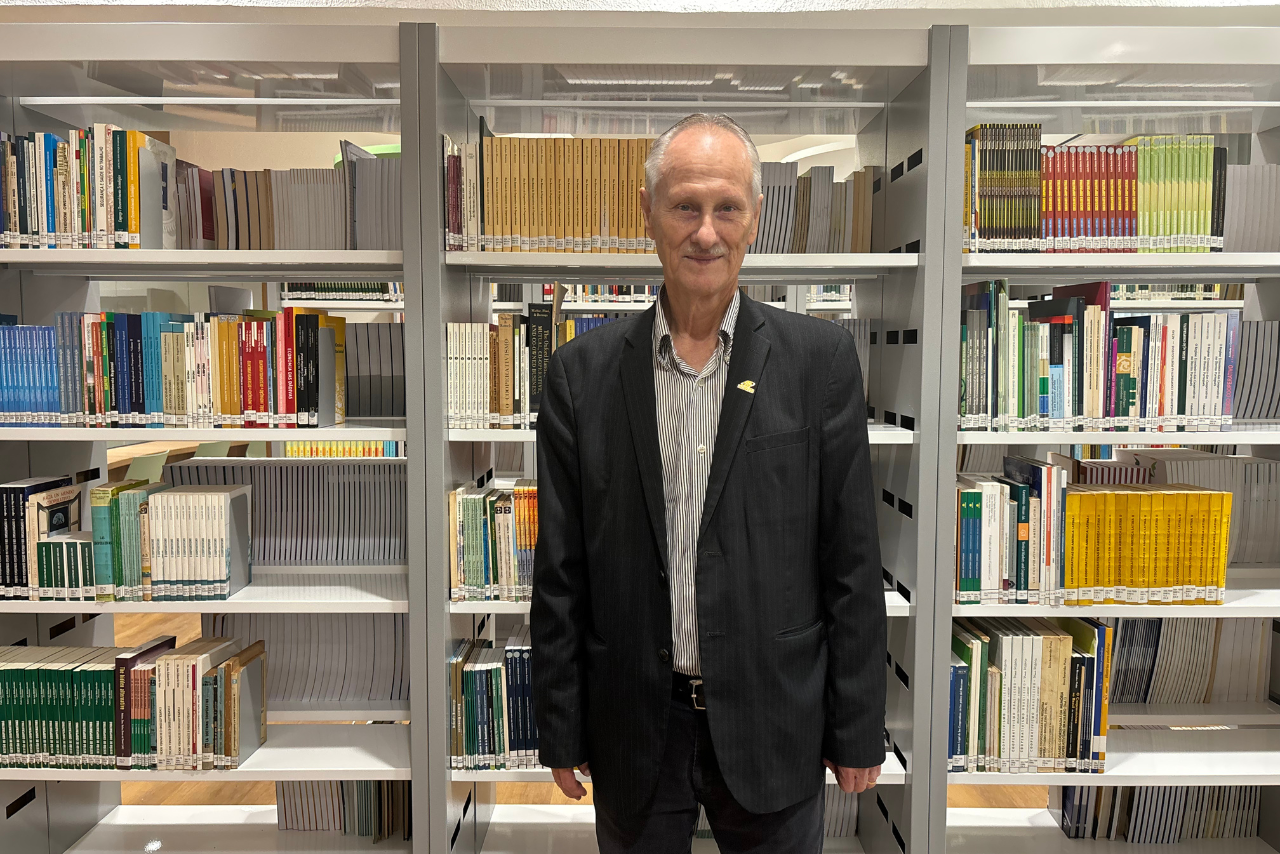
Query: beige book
498 137 511 251
569 138 580 252
554 138 566 251
482 137 493 250
498 313 515 428
208 317 222 426
590 137 602 252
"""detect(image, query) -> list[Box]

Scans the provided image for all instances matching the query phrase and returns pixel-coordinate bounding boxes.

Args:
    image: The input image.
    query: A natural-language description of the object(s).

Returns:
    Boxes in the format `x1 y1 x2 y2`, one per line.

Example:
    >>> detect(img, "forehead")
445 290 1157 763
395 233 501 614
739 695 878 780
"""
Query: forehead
659 126 753 196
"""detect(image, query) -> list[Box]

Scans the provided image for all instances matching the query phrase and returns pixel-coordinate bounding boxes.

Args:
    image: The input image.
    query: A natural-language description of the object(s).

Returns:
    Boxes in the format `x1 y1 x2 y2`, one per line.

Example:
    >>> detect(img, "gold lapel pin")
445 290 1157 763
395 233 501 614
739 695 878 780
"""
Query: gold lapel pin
737 380 756 394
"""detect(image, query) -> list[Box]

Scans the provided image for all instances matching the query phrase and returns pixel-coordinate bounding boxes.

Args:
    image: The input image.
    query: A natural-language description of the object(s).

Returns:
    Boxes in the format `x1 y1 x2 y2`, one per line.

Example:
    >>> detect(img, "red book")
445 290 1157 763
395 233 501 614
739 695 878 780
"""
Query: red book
241 321 255 427
257 320 270 427
275 309 295 428
1128 145 1138 252
1041 146 1052 252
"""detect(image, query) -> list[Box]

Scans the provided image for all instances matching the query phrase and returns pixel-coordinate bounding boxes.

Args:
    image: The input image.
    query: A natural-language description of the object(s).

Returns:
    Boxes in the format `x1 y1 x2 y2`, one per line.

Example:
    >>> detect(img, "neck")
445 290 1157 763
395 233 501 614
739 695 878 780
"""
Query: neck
661 284 736 342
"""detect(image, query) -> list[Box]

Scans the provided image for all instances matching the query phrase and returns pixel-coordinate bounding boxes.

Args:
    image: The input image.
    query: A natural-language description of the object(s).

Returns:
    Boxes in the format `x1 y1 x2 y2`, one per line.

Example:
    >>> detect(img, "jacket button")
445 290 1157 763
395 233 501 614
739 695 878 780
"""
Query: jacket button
658 649 670 662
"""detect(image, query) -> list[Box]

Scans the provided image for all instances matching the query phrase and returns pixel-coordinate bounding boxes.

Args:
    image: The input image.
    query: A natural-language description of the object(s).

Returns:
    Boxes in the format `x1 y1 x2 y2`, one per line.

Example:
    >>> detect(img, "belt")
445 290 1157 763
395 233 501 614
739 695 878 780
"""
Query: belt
671 672 706 710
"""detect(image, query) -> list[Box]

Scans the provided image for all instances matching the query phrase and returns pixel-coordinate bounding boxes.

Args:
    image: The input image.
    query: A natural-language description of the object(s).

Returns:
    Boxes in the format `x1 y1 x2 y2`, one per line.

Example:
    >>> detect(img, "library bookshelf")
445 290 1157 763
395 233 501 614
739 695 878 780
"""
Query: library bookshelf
3 17 1280 854
0 21 419 854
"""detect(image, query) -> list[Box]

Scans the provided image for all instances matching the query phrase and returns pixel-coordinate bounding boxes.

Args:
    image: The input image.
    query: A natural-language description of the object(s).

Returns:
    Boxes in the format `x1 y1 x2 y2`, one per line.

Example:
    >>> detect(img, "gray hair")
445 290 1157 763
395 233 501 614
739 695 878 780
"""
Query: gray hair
644 113 762 200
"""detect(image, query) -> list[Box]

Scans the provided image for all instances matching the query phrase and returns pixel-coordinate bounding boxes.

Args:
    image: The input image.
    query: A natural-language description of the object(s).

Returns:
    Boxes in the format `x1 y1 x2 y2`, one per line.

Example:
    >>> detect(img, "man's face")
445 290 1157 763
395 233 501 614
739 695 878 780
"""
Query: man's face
641 127 762 302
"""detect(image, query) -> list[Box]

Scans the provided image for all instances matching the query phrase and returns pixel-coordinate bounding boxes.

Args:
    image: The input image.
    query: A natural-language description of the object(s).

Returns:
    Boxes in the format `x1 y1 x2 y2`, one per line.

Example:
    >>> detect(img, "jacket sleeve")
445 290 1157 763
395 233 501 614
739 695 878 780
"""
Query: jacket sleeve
818 331 888 769
531 350 591 768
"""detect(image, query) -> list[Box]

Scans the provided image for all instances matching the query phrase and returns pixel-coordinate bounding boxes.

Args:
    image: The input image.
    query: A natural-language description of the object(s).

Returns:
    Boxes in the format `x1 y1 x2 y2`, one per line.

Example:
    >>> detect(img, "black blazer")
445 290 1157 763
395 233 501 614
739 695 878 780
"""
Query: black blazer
531 293 886 819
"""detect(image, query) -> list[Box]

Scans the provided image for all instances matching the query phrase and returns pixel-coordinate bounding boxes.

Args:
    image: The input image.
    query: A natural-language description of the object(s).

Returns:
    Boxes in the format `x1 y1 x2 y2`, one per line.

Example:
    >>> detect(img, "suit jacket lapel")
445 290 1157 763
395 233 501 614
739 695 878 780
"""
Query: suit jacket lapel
700 296 770 540
620 306 669 570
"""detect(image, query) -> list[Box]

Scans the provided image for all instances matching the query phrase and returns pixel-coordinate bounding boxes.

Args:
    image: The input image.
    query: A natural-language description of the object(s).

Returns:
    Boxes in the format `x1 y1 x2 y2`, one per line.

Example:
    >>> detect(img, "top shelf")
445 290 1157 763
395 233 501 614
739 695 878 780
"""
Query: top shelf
0 250 403 280
446 252 917 277
963 252 1280 278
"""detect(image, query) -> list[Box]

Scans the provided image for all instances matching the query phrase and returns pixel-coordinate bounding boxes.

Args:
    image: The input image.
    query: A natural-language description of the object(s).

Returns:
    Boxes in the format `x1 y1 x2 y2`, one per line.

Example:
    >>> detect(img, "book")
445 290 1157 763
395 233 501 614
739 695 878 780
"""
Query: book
0 130 400 251
966 130 1229 254
448 628 537 770
951 616 1110 775
1056 785 1260 841
0 311 355 429
164 458 406 567
146 485 251 602
275 780 412 841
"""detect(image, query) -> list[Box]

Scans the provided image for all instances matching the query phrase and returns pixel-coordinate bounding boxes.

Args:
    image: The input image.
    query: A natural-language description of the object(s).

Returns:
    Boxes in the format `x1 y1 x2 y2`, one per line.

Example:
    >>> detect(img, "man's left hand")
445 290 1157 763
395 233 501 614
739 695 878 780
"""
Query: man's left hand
824 760 881 794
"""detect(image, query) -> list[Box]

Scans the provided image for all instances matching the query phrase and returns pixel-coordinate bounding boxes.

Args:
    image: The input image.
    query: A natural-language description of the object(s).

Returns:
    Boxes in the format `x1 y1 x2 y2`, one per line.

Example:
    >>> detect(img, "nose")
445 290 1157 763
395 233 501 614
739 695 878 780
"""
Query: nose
691 211 718 249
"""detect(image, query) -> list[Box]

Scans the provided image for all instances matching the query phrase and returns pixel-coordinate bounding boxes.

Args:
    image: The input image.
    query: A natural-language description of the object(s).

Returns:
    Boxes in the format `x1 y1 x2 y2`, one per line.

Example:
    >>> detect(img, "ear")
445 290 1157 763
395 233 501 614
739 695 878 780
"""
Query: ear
640 187 654 240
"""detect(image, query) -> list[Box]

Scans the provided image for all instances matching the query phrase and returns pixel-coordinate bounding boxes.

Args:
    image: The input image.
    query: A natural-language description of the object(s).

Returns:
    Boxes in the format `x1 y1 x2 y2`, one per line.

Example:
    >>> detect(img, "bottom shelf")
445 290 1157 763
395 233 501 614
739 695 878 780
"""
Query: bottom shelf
454 749 907 785
478 804 863 853
67 805 411 854
947 808 1277 854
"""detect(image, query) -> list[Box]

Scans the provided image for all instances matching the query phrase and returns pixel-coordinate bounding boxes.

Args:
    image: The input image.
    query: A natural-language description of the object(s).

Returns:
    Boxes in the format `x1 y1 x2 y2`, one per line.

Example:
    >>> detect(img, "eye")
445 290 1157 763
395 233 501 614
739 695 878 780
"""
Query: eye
677 204 693 212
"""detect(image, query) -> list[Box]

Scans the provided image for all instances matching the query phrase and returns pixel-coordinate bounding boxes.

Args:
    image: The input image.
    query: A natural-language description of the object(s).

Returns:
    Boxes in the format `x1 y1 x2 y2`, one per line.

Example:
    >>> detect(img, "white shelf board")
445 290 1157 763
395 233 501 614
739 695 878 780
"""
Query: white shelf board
449 423 918 446
0 573 409 613
280 300 403 310
1009 299 1245 311
956 422 1280 445
67 805 412 854
455 749 906 785
0 420 407 442
560 301 654 313
0 724 409 781
963 252 1280 277
807 301 854 312
1108 701 1280 727
451 589 913 617
478 804 864 854
953 566 1280 617
947 728 1280 786
447 251 917 275
0 249 403 277
266 700 410 723
947 808 1277 854
492 301 525 311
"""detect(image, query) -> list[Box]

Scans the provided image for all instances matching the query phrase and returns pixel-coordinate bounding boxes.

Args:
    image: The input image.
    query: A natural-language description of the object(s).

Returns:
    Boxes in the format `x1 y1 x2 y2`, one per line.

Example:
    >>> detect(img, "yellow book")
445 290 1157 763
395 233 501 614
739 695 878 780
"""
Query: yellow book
1071 491 1094 606
619 138 631 252
126 129 144 248
1135 490 1153 603
448 489 459 598
589 138 601 252
1217 492 1232 602
601 138 613 252
1112 490 1130 605
517 137 529 252
579 137 590 252
1167 490 1186 604
551 138 564 251
1206 491 1224 604
1149 490 1168 604
1064 489 1082 603
482 136 493 251
566 138 578 252
504 136 515 252
536 138 547 251
1192 489 1210 604
1175 489 1195 604
497 137 509 251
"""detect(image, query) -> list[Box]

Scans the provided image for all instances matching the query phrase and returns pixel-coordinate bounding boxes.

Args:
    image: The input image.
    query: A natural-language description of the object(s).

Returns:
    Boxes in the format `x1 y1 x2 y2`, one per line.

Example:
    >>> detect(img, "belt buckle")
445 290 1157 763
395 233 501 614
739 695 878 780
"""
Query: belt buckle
689 678 705 710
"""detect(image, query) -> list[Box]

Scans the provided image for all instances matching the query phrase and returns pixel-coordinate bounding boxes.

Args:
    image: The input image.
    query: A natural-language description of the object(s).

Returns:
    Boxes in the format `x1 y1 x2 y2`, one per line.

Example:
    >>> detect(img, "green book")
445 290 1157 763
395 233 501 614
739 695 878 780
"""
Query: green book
36 541 53 602
113 129 128 249
118 483 170 603
89 479 146 602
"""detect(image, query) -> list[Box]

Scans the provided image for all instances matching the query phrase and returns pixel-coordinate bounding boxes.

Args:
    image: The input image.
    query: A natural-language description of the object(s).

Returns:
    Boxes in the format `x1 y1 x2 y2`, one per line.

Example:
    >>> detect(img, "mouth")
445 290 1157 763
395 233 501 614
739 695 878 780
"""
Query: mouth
684 255 724 265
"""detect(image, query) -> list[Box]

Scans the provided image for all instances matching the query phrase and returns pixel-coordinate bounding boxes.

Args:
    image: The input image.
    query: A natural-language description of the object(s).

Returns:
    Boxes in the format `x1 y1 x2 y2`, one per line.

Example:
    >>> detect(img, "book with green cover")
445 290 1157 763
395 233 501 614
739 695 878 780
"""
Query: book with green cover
118 483 170 603
89 479 146 602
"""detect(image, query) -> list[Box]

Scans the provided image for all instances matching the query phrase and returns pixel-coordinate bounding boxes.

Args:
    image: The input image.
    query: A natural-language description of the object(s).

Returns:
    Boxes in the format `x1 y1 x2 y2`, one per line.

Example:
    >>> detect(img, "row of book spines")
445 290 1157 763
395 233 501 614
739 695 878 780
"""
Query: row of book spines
449 485 537 603
0 649 117 768
959 305 1240 431
0 311 338 427
144 491 247 603
283 441 404 458
446 135 656 254
954 484 1232 605
280 282 404 301
445 309 552 430
451 634 537 771
951 617 1111 775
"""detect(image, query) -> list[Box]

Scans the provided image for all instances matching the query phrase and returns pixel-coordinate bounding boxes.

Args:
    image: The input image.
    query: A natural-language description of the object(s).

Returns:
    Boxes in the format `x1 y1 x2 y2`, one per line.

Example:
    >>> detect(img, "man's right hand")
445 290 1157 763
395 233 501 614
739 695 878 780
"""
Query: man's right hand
551 763 590 800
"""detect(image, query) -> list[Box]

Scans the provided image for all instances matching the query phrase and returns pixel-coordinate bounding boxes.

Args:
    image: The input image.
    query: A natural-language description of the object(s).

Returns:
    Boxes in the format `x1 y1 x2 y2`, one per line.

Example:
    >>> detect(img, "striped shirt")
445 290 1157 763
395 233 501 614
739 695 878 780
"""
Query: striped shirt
653 287 740 677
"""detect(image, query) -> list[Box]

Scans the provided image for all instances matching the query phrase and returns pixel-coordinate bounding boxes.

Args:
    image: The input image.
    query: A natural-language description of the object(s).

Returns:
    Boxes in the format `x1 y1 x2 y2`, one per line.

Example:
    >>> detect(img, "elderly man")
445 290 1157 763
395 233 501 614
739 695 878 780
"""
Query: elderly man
532 113 886 853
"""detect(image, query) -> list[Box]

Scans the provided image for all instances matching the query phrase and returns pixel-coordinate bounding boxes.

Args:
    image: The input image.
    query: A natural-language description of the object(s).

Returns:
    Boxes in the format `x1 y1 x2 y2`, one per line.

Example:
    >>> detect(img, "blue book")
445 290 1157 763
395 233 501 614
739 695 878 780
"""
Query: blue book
142 312 163 426
114 317 131 425
44 133 60 247
948 653 963 771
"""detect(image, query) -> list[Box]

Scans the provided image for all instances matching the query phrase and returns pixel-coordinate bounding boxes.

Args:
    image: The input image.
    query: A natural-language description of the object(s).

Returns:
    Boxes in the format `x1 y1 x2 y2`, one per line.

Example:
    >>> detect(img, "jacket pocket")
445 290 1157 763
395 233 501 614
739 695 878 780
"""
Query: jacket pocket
745 426 809 454
776 618 824 640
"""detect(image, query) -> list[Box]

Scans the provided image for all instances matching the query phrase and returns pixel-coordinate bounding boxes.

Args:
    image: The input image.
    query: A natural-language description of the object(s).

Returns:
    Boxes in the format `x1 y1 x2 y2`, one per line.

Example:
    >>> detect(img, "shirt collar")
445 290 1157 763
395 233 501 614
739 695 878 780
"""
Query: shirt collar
653 286 740 373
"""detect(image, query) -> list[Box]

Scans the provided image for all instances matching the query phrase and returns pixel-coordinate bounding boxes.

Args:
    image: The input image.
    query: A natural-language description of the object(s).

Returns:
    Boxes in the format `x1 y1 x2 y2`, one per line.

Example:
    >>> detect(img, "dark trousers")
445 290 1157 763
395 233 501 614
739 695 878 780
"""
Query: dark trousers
595 698 825 854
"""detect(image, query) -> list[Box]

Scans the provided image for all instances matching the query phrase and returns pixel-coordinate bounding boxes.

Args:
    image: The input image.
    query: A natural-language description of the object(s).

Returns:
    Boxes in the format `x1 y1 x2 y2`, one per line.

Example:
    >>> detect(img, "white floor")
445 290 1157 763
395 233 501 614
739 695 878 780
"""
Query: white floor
478 805 863 853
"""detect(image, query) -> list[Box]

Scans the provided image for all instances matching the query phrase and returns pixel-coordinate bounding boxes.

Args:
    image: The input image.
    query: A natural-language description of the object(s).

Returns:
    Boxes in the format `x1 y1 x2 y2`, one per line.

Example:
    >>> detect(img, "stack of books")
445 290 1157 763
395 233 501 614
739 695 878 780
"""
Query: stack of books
959 280 1244 433
447 310 559 430
0 635 265 770
1059 785 1260 841
0 309 348 429
275 781 412 841
963 127 1229 253
283 440 405 458
949 616 1112 774
447 631 537 770
280 282 404 303
207 614 409 708
955 455 1234 607
165 460 405 568
449 480 537 603
0 131 400 250
1108 617 1272 705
